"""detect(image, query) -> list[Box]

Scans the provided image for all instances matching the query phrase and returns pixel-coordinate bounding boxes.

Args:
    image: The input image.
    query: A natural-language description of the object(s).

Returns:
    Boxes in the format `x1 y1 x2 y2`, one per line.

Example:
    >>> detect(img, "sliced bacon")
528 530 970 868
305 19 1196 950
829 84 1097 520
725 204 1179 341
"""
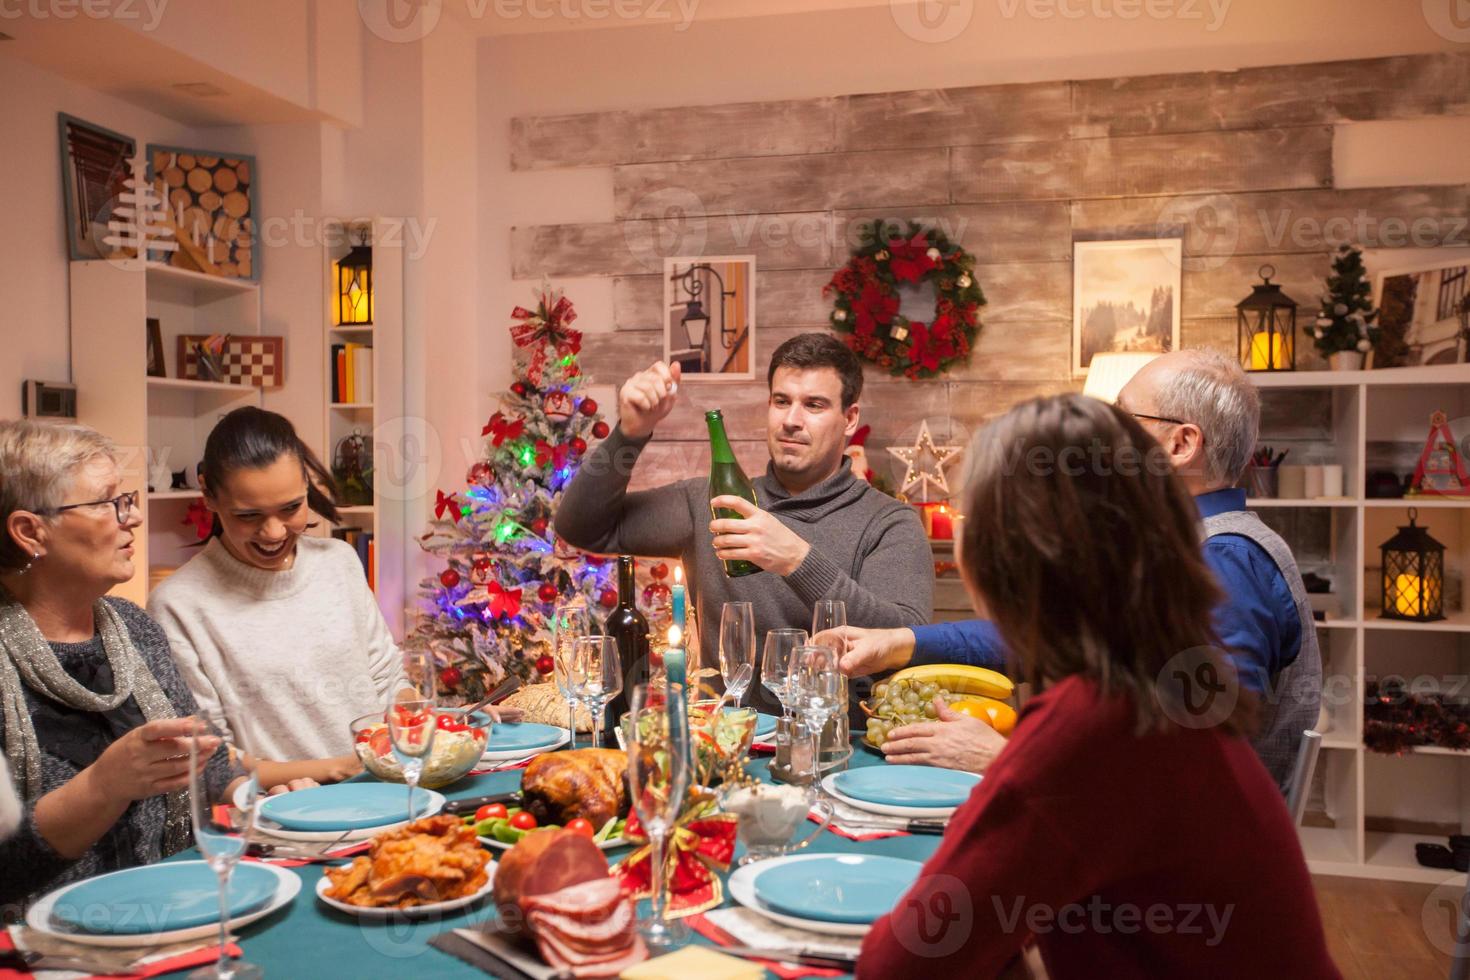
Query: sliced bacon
533 932 648 978
521 876 621 916
527 900 635 951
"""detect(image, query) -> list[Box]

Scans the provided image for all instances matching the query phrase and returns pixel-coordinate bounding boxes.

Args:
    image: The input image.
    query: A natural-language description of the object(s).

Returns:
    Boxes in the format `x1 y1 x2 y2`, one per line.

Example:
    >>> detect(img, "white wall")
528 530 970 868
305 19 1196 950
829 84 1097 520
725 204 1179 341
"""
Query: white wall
0 55 199 418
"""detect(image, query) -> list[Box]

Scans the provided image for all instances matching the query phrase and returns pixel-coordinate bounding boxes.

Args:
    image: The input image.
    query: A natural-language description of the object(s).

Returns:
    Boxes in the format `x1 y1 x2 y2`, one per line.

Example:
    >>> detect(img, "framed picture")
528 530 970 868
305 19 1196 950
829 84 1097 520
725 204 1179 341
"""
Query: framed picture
1371 251 1470 368
1072 239 1183 377
145 143 259 281
58 114 136 261
145 318 165 377
663 255 756 380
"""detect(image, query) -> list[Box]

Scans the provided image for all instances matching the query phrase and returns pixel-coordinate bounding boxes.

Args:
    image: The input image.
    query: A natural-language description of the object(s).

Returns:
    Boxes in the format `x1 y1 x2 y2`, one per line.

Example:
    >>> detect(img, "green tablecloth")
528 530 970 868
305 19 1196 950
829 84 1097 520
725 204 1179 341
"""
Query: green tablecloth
179 743 940 979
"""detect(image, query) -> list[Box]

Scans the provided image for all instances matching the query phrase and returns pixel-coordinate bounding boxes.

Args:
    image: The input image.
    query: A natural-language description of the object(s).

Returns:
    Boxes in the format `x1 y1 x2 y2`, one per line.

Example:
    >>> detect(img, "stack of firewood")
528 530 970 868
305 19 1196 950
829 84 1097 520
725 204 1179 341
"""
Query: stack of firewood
149 149 254 279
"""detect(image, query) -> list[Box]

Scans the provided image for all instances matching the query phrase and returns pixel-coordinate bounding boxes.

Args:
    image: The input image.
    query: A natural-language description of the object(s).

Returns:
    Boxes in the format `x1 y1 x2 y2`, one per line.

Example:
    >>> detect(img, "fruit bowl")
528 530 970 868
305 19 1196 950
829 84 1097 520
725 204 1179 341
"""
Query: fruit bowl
350 711 488 789
860 666 1017 750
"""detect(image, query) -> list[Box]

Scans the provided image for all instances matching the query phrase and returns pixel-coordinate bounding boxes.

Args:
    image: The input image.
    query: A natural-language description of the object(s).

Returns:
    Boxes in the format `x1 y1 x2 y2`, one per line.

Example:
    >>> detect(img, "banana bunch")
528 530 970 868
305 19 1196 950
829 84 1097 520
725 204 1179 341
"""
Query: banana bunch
862 664 1017 748
889 663 1013 700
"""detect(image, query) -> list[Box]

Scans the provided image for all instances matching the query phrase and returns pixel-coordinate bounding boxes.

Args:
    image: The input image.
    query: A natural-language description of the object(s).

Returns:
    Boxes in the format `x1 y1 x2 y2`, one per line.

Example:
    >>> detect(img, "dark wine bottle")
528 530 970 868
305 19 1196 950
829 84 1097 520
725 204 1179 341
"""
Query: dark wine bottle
602 555 649 746
706 409 762 577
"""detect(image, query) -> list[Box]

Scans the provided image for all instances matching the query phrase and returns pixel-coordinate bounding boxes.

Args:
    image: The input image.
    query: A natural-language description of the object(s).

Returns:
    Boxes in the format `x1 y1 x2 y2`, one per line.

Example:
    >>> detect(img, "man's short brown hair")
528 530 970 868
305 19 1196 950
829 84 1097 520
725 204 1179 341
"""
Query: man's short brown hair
767 333 864 409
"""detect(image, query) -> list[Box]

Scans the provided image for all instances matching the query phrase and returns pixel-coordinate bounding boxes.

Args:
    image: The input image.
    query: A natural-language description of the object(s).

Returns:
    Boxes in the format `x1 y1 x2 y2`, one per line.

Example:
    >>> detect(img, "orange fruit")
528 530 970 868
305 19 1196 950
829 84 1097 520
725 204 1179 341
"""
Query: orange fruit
950 697 1017 735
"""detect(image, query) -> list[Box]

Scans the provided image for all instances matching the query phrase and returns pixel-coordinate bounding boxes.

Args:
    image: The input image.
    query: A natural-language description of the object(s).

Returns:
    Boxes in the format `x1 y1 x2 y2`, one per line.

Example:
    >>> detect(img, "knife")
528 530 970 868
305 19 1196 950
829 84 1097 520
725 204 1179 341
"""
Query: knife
839 819 947 835
444 790 522 816
716 943 857 970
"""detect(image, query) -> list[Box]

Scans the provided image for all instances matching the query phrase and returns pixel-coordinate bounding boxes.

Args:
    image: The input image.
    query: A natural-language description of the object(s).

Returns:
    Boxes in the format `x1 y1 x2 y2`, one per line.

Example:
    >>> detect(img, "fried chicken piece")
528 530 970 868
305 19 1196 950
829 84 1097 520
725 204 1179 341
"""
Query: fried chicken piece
323 815 491 908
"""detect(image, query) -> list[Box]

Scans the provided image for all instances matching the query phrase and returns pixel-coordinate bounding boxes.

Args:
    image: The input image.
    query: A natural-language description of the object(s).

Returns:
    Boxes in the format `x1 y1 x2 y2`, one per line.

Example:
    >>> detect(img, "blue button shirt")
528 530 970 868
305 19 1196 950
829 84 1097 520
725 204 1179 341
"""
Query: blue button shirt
909 488 1303 694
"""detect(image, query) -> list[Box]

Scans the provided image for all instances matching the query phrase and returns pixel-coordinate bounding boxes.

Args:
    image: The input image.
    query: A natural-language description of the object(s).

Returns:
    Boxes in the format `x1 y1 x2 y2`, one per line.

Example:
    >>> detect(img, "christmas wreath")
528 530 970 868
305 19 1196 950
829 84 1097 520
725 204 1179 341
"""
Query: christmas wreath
824 221 986 379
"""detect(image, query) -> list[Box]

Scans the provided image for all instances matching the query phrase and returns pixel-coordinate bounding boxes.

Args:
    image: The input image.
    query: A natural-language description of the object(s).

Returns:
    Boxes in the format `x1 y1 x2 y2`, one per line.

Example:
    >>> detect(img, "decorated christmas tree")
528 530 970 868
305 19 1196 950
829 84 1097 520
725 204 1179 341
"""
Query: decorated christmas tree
1308 244 1379 358
409 285 669 702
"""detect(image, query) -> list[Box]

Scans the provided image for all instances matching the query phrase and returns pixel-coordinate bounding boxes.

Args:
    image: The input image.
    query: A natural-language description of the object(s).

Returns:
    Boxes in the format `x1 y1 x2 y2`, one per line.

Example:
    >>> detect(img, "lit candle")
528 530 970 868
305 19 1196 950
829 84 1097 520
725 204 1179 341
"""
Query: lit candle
1391 573 1422 616
664 624 685 692
930 504 954 540
1249 331 1288 370
671 565 686 632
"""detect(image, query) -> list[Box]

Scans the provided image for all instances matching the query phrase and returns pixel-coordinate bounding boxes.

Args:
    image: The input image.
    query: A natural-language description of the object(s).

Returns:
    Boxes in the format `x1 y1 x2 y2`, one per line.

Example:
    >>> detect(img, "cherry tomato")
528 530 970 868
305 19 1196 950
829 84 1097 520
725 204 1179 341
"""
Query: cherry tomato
475 803 508 821
354 729 372 744
369 731 392 757
436 714 457 731
564 818 595 838
509 811 538 831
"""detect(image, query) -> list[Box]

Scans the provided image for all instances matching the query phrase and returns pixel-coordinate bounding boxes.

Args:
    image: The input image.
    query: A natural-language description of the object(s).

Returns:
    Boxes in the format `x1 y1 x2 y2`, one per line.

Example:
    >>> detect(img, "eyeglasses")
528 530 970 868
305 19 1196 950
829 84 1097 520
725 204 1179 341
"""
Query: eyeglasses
1129 411 1189 427
51 491 140 525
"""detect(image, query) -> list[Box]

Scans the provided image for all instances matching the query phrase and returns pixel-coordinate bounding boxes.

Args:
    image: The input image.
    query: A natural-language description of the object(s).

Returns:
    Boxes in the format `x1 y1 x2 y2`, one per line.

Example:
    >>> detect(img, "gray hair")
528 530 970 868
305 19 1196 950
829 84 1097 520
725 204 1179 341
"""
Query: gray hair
1151 348 1260 487
0 420 118 572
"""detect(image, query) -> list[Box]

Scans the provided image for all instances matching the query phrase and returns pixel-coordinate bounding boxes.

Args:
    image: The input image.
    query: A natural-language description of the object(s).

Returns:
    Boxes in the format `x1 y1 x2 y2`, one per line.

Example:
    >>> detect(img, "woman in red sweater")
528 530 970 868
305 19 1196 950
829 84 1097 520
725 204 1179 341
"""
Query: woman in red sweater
858 394 1339 979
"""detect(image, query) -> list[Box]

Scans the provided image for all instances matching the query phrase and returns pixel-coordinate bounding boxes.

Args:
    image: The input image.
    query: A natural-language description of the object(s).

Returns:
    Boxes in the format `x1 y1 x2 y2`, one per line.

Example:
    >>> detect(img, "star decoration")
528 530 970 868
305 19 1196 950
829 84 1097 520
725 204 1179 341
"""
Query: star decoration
886 420 963 502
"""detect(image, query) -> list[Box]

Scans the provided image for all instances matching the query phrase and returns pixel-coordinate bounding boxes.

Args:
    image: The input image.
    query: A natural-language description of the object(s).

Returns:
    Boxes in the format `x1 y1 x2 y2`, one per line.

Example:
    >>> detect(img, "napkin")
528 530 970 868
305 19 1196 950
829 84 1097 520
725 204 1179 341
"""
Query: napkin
690 908 858 979
809 799 910 841
1 928 242 980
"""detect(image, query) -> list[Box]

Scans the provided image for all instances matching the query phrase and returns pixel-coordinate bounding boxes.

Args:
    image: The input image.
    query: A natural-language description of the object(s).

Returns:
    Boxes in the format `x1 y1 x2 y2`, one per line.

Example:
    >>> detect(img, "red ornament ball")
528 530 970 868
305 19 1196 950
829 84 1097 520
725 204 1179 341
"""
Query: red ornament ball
511 381 529 397
650 563 669 580
466 461 493 486
579 398 598 416
473 556 493 574
537 582 559 603
535 654 555 675
530 517 549 536
592 421 610 439
643 583 671 606
599 588 617 608
439 568 461 589
439 666 462 689
570 437 587 456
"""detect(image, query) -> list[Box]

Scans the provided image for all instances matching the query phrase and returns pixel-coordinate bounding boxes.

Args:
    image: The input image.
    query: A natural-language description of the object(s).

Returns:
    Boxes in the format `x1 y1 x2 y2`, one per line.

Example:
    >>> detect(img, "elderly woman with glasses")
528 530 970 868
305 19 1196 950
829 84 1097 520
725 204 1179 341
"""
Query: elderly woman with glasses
0 420 246 908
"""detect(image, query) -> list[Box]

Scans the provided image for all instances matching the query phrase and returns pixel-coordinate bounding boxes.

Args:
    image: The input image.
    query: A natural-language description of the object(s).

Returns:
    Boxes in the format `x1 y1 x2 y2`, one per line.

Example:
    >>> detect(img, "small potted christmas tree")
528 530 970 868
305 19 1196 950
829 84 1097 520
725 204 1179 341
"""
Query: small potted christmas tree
1308 244 1379 371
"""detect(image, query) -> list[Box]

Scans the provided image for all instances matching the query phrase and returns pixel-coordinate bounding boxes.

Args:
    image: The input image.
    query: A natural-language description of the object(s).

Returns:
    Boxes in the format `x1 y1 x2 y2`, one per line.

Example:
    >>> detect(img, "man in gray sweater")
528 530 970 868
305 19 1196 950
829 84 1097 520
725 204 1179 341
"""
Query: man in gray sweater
555 333 933 713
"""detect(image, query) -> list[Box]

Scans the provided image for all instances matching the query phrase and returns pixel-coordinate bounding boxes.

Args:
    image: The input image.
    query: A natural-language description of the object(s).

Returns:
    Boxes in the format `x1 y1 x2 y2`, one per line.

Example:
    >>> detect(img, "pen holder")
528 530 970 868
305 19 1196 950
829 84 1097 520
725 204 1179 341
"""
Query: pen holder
1246 465 1279 499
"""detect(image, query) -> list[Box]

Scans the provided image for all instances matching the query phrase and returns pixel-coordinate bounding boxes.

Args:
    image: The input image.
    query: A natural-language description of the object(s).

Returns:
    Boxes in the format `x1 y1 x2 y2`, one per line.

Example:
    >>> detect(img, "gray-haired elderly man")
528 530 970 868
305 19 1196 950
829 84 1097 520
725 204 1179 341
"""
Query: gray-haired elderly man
1117 348 1322 789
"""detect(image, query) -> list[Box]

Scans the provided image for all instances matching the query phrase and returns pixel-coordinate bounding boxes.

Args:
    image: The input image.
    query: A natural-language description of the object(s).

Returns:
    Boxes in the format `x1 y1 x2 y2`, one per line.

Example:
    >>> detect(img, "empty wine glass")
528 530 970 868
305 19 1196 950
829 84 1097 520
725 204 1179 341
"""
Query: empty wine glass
810 599 847 644
761 628 808 718
789 644 843 788
571 635 622 749
388 649 437 823
625 682 692 948
719 602 756 708
551 600 597 748
188 726 261 980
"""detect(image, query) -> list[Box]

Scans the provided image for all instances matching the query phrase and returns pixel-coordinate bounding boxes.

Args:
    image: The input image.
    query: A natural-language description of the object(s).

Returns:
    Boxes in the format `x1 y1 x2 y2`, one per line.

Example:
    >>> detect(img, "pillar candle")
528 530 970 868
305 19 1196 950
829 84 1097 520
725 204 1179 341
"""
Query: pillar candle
664 625 685 692
671 565 686 632
930 505 954 540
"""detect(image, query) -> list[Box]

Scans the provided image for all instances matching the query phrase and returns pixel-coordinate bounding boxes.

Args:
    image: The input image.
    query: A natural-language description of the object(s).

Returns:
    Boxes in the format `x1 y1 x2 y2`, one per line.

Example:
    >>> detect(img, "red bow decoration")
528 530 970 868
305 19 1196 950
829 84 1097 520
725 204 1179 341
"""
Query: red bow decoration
510 293 581 351
434 489 460 520
482 412 525 447
484 581 522 620
182 499 213 541
886 232 939 283
534 440 570 471
613 795 737 918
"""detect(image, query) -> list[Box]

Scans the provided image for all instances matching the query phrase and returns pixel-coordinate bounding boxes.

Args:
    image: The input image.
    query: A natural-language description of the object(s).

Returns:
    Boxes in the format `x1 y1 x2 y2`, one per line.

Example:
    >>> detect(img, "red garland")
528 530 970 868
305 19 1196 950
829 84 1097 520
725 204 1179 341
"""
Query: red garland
825 221 986 380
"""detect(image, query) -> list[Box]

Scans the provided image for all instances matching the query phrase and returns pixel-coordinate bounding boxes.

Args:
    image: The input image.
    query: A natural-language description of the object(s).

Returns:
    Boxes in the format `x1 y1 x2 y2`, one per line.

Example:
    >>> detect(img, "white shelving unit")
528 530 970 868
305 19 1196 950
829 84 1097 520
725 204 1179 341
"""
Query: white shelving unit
1247 364 1470 884
69 259 263 605
321 219 406 638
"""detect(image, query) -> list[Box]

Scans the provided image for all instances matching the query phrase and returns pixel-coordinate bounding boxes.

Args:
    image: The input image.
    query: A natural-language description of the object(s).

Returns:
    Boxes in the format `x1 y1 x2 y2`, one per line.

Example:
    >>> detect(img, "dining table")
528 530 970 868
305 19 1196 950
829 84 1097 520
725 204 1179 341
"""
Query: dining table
158 739 942 980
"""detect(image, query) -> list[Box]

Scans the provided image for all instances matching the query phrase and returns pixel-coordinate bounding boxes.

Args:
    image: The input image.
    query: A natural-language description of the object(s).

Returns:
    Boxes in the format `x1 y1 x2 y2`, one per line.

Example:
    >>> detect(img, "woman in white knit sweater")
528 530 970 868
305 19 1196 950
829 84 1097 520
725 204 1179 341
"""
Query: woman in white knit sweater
149 408 408 784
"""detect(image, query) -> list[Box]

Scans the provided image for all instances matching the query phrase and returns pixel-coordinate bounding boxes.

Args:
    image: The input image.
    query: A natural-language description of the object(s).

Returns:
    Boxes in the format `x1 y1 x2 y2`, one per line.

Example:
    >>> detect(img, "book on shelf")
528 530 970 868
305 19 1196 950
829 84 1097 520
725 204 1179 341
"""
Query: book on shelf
331 527 374 585
331 342 374 404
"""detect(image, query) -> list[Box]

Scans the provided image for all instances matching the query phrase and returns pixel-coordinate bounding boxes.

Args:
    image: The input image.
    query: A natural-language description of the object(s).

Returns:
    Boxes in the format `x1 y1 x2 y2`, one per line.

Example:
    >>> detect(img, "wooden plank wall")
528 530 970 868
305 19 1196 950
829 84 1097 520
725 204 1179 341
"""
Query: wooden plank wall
508 52 1470 490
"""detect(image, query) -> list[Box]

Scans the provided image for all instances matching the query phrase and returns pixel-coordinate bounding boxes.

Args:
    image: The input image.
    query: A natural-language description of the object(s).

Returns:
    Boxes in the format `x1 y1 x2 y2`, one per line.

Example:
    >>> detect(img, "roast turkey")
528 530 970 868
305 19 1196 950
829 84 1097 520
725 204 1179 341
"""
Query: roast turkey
520 748 628 828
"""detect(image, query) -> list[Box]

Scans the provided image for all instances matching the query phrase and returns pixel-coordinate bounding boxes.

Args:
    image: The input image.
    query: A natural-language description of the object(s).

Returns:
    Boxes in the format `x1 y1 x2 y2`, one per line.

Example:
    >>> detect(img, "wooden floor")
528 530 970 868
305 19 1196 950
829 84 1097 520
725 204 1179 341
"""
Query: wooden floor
1315 874 1459 979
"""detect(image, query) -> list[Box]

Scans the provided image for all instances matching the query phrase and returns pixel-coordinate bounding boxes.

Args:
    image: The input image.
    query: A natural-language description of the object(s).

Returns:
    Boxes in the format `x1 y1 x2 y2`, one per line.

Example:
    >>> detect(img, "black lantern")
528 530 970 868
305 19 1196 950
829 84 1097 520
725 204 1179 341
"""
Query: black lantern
335 241 373 326
1380 508 1445 621
1237 263 1297 372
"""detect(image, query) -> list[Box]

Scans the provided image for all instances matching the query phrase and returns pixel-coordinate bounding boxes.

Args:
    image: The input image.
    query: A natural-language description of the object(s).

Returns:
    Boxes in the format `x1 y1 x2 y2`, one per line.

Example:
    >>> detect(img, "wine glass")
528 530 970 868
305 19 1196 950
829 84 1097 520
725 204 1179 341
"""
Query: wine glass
718 602 756 709
572 635 622 749
761 628 808 718
388 649 437 823
810 599 847 643
788 644 843 788
188 727 261 980
625 682 692 948
552 599 603 748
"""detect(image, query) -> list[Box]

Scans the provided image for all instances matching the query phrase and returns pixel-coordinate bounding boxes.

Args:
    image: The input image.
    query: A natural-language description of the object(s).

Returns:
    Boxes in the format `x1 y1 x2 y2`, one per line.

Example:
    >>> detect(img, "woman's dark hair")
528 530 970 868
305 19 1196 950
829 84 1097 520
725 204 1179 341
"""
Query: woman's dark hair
767 333 864 409
200 407 340 536
958 393 1253 736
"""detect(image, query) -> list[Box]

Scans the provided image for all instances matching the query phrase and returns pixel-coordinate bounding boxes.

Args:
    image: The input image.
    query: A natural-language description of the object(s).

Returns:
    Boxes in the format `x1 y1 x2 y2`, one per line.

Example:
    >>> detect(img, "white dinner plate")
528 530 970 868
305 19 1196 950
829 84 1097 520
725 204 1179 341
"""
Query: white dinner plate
479 731 568 762
27 863 300 949
820 773 959 820
728 853 872 937
236 782 446 841
315 862 497 919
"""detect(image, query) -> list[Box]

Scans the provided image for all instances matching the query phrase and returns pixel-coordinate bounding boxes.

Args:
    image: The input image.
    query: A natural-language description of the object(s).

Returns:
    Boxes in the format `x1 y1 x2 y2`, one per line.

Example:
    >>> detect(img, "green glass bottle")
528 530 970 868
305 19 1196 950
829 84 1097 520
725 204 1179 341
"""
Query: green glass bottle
706 409 762 577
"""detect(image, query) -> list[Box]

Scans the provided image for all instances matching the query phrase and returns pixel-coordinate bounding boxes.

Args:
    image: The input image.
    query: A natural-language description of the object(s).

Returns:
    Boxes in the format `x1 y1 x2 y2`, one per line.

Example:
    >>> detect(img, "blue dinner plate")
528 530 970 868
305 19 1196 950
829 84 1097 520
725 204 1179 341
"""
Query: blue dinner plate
51 862 277 936
484 721 565 751
832 765 980 809
721 708 778 739
753 856 923 924
258 783 434 831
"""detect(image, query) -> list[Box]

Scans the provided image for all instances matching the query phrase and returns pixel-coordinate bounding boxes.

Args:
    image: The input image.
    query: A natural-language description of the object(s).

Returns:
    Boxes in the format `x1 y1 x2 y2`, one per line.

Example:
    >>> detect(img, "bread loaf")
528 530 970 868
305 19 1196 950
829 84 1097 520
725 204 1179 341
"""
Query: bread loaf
502 683 593 732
